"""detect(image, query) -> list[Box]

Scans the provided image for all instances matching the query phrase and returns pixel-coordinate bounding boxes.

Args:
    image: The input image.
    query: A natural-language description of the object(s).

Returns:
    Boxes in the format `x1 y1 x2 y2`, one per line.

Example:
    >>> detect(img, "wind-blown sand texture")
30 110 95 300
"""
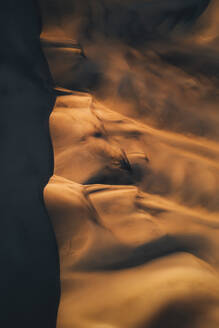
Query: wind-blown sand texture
41 1 219 327
43 91 219 327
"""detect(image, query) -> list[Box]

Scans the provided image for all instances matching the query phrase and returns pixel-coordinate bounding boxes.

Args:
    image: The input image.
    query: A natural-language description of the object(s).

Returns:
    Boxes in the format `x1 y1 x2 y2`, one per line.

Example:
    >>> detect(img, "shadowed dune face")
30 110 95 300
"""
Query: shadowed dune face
40 1 219 327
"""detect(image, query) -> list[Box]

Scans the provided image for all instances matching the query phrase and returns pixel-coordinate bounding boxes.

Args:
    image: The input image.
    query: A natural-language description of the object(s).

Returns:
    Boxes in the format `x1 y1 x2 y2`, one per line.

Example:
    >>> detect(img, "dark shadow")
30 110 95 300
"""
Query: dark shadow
77 233 208 272
139 300 204 328
0 1 60 327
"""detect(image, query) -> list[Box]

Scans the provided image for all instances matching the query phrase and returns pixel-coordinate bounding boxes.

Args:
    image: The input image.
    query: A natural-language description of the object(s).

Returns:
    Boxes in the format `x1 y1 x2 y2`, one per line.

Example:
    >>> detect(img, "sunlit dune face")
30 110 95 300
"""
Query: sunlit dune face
41 1 219 327
44 92 219 327
49 94 136 185
44 175 93 261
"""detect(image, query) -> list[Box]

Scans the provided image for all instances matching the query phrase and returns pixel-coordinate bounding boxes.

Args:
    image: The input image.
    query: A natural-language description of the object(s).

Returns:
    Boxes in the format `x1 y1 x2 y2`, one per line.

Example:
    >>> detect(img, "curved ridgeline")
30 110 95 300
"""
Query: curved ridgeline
0 1 60 327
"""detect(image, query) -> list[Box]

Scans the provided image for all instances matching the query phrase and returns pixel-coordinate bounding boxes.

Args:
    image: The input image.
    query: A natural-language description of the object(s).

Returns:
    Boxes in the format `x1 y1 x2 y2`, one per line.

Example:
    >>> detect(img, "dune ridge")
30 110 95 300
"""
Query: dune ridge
40 1 219 327
44 89 219 328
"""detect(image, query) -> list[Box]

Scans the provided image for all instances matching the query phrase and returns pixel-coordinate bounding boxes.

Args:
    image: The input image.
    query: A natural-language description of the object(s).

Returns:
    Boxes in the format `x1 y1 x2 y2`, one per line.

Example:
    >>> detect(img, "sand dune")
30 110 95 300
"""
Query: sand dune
44 89 219 327
39 1 219 327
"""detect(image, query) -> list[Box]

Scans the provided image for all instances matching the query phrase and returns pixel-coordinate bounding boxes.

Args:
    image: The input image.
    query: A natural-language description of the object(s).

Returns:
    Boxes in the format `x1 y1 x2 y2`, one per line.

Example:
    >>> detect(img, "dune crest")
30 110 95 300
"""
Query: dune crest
40 1 219 326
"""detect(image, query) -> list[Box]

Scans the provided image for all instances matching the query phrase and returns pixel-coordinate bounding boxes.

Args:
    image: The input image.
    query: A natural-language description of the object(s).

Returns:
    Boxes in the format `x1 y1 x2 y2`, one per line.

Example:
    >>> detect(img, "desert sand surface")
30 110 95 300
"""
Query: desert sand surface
44 90 219 328
41 1 219 327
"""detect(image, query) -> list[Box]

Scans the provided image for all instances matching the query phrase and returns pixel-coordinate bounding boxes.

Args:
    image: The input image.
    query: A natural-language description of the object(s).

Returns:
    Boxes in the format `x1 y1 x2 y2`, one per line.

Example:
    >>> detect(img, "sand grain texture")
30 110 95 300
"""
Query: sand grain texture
44 91 219 328
41 1 219 327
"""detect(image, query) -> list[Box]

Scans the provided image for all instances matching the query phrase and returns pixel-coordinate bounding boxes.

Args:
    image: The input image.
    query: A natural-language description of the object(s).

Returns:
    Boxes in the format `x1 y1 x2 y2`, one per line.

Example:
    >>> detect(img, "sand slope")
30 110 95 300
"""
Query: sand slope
44 90 219 328
40 1 219 326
